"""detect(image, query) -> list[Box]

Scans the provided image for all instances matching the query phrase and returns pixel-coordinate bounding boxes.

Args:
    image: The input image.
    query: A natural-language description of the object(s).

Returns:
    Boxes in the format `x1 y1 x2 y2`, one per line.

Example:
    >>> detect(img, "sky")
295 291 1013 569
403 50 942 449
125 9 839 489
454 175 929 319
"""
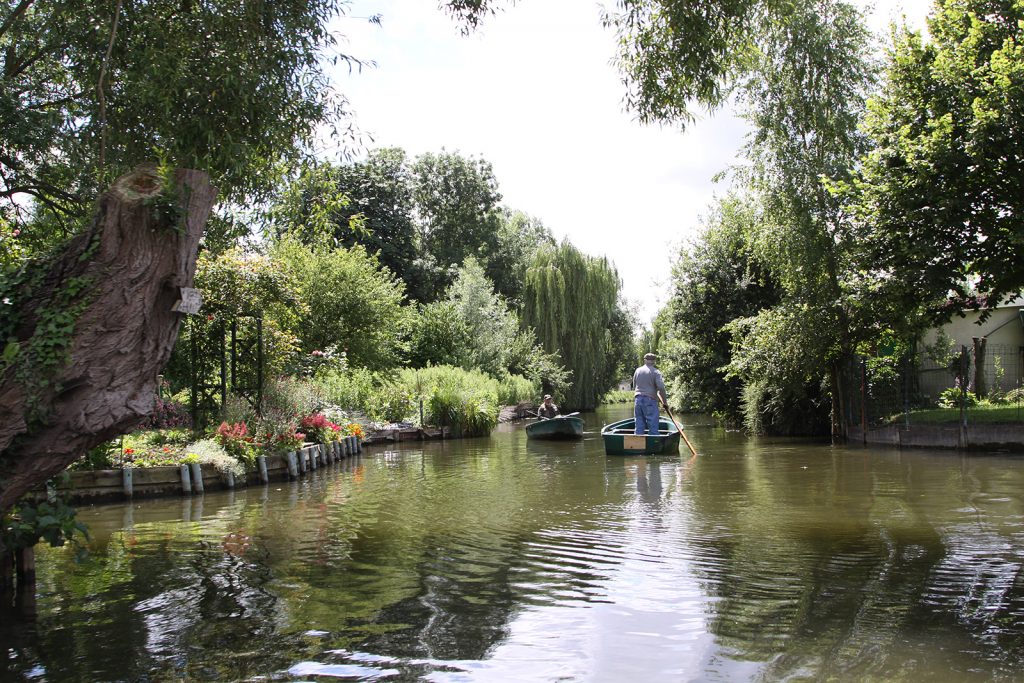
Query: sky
330 0 933 323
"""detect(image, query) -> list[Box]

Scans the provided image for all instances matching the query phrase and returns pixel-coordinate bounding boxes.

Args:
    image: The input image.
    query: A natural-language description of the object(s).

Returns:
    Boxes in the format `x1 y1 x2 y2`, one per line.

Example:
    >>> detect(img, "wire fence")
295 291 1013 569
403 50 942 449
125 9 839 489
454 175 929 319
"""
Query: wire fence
845 343 1024 431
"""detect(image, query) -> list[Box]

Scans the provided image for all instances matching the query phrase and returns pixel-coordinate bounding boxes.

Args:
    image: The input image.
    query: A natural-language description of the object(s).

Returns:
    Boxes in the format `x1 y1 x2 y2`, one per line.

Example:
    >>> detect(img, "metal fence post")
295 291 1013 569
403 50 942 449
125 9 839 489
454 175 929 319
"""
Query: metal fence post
860 358 868 444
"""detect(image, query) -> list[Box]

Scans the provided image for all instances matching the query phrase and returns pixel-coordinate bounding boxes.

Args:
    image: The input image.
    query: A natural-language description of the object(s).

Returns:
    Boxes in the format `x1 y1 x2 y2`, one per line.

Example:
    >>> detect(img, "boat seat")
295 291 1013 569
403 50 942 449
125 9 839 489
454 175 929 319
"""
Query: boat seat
609 429 674 435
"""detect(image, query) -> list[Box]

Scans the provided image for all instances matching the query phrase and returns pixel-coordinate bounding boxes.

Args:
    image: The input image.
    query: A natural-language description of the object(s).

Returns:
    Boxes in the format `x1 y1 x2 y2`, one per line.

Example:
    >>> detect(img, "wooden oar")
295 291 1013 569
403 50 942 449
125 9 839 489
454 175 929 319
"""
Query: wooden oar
529 410 579 420
663 403 698 457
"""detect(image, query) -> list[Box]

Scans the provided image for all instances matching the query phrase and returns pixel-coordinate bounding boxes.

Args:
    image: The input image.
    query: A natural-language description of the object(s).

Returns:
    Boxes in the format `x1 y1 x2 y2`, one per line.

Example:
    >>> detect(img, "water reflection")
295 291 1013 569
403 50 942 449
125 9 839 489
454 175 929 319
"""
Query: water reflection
4 409 1024 681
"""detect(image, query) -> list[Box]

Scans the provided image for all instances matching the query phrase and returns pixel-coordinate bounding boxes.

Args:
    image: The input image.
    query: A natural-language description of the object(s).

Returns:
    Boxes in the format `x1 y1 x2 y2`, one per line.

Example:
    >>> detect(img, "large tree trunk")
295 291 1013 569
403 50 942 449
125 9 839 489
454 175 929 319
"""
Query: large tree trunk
0 164 216 516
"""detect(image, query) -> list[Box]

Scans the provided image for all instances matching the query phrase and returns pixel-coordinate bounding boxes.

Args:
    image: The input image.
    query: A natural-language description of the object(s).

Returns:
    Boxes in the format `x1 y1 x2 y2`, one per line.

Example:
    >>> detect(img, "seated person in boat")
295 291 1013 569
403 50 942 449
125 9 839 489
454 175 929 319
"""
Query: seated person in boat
538 394 559 419
633 352 667 435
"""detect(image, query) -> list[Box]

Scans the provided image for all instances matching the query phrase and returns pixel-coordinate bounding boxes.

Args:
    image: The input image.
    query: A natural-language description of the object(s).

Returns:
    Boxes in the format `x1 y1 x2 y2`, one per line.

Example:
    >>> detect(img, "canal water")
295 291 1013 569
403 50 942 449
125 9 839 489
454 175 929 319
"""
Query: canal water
5 405 1024 682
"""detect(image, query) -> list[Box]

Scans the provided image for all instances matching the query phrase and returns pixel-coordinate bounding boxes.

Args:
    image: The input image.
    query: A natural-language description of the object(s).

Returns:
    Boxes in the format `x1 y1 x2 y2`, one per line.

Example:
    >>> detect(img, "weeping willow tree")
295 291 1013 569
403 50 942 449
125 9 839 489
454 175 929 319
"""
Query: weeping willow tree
523 241 621 410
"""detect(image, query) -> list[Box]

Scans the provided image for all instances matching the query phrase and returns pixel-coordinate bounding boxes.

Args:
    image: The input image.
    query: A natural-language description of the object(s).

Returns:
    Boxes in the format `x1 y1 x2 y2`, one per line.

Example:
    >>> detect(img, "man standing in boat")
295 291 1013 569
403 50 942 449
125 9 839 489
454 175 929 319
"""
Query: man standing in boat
633 352 668 435
538 394 559 419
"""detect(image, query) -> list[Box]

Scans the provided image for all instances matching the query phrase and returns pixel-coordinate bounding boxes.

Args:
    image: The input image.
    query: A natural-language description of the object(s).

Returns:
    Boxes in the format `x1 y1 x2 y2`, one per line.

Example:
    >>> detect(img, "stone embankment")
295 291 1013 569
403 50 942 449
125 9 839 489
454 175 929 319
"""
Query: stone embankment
848 423 1024 451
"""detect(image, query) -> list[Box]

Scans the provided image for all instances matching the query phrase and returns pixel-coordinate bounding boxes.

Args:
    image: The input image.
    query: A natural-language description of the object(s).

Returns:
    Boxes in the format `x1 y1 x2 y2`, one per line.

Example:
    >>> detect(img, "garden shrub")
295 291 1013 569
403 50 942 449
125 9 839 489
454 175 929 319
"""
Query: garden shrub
185 438 245 476
315 367 377 413
496 372 538 406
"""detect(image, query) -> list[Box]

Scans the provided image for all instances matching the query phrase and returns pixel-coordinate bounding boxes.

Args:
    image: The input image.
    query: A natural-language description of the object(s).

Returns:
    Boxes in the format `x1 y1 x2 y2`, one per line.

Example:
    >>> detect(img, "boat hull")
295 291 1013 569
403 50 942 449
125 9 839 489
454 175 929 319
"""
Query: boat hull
601 417 680 455
526 416 585 440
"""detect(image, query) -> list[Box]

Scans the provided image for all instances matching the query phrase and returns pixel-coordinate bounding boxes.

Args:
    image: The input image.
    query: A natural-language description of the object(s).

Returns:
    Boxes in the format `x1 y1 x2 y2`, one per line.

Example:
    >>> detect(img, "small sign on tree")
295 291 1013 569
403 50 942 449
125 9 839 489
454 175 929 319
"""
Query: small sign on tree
172 287 203 315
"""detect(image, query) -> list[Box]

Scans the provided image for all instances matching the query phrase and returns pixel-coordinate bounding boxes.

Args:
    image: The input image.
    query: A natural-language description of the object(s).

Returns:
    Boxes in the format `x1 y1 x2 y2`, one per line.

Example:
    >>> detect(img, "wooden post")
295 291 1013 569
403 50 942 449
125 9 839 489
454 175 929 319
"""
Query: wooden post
972 336 987 399
1 550 13 591
309 446 318 471
190 462 204 494
224 470 235 489
180 464 192 494
298 448 307 474
257 455 269 483
122 466 133 498
286 452 298 478
15 546 35 584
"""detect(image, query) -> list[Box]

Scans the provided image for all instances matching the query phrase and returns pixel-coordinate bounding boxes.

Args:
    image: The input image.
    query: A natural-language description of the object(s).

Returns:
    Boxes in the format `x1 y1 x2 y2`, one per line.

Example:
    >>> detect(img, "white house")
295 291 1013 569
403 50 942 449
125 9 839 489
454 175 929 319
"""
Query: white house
920 296 1024 398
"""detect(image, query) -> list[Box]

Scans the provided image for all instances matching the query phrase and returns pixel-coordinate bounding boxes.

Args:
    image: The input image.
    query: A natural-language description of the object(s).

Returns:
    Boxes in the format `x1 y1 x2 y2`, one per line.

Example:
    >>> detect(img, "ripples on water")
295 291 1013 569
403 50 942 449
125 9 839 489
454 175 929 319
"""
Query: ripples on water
5 408 1024 681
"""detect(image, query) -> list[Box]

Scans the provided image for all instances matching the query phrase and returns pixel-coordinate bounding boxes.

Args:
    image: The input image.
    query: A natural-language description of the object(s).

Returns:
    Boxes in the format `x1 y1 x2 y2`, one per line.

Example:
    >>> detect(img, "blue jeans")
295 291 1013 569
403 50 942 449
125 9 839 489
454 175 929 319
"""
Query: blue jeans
634 395 660 435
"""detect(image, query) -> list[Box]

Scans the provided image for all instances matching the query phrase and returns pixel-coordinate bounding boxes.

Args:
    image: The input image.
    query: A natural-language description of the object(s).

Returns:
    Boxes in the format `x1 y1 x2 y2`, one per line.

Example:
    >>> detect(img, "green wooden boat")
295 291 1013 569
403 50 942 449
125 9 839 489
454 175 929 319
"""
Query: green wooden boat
525 415 585 440
601 417 680 455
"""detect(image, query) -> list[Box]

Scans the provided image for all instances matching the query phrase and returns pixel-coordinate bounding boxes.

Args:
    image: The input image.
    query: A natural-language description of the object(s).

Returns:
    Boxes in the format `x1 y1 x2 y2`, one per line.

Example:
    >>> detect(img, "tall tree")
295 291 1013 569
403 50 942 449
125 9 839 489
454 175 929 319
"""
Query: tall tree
661 195 778 421
411 151 503 295
842 0 1024 318
482 209 555 306
725 0 876 435
0 165 215 517
1 0 356 252
602 0 793 125
444 257 527 377
523 241 621 410
273 236 412 372
271 150 429 300
619 0 879 434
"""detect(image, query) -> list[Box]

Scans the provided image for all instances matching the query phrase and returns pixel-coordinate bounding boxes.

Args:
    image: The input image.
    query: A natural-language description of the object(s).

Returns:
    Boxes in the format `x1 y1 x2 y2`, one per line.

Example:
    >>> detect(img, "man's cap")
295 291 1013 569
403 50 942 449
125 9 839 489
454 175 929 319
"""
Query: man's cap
543 394 552 400
644 352 657 361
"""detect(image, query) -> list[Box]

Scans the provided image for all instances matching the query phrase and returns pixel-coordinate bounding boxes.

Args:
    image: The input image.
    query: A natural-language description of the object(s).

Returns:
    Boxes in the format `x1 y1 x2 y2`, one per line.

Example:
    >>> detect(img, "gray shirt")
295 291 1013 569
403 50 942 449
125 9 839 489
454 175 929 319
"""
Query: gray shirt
633 363 666 400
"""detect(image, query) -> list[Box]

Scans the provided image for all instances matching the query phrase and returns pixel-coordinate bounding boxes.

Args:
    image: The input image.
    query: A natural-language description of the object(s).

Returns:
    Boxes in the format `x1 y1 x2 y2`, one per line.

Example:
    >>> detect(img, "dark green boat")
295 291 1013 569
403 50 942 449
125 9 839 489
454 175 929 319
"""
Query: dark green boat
601 417 680 455
525 415 585 440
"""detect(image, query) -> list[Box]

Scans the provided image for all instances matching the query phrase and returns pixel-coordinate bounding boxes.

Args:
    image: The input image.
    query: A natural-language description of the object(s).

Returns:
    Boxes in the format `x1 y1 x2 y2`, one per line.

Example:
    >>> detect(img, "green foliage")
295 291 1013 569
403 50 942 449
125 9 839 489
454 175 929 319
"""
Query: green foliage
271 149 553 305
602 0 765 125
400 366 511 434
1 0 356 248
420 375 498 437
661 196 779 420
523 241 623 410
407 301 472 368
412 151 503 295
315 366 406 422
271 151 425 298
364 378 416 424
841 0 1024 318
163 248 306 393
316 367 377 413
508 343 572 405
2 495 89 552
938 386 977 409
192 248 308 324
444 257 525 376
496 373 537 406
273 236 412 370
482 209 555 305
602 389 634 404
0 261 95 421
740 378 831 436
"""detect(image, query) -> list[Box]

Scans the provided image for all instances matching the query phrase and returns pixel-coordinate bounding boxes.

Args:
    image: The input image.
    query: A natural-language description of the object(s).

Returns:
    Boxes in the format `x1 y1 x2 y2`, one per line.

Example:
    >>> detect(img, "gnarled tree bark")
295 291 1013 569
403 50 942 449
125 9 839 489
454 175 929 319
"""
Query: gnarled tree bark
0 164 216 516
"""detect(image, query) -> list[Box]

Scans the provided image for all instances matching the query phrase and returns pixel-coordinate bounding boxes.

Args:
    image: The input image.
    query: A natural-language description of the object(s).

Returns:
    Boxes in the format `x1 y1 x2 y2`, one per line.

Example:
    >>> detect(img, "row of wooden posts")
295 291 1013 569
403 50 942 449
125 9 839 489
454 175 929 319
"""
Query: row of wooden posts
121 435 363 497
2 435 363 594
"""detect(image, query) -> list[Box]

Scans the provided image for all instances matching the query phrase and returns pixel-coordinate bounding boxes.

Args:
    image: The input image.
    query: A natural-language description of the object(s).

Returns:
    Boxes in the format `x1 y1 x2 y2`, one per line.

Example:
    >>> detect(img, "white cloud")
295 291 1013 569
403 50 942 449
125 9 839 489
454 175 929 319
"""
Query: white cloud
332 0 933 322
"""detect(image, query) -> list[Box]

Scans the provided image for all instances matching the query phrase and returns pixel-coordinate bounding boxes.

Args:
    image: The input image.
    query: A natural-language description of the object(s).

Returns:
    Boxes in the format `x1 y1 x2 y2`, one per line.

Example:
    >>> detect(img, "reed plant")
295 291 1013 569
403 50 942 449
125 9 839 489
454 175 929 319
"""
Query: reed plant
400 366 502 436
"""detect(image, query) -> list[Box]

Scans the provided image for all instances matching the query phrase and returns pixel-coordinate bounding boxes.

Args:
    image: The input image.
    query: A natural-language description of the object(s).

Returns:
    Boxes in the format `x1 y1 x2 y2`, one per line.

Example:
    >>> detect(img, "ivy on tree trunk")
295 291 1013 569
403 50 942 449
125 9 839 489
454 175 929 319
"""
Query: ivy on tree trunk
0 164 216 519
